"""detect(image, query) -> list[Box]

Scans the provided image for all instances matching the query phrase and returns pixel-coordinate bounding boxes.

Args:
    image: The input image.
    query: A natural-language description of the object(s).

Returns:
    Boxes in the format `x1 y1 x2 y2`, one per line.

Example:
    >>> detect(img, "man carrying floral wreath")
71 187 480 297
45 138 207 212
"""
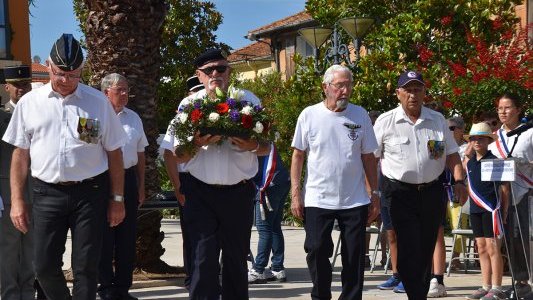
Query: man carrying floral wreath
172 48 271 300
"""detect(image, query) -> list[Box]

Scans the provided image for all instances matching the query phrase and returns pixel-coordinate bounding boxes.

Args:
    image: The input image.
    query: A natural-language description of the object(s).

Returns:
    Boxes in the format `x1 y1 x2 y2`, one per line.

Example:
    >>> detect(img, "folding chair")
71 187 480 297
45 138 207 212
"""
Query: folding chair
446 204 479 276
331 222 382 272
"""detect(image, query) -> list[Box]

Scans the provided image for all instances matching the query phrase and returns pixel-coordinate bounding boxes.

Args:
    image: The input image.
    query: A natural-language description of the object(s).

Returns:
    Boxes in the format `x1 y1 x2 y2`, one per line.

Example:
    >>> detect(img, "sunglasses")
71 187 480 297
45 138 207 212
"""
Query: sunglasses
485 120 498 127
198 65 229 76
449 126 457 131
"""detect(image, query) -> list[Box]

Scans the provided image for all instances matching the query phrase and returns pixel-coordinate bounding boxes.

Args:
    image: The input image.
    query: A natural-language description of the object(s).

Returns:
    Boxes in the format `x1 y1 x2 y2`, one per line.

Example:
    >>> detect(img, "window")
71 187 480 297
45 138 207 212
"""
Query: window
296 36 314 58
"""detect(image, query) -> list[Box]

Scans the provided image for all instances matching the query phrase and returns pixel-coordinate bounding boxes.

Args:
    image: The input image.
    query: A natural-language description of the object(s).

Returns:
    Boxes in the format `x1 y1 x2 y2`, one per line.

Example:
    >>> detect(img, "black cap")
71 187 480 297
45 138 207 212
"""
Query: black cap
194 48 227 68
397 70 424 87
186 75 204 92
3 65 31 83
50 33 84 71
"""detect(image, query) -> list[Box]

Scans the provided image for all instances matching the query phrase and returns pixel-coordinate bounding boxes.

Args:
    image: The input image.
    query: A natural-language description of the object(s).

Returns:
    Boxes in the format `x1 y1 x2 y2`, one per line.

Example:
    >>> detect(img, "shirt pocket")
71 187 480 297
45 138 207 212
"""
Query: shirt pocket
387 136 409 160
75 116 101 145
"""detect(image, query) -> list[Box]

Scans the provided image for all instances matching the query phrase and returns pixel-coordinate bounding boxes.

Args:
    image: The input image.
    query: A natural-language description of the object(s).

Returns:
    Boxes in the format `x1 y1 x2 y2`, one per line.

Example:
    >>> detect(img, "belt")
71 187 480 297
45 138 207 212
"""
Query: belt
189 174 249 189
57 177 95 186
387 177 440 191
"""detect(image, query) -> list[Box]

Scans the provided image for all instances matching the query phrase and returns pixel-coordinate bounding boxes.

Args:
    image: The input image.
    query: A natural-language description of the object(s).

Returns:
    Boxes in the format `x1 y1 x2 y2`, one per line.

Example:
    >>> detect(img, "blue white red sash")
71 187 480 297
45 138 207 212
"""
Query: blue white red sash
443 170 455 206
495 128 533 187
258 144 277 220
466 165 503 238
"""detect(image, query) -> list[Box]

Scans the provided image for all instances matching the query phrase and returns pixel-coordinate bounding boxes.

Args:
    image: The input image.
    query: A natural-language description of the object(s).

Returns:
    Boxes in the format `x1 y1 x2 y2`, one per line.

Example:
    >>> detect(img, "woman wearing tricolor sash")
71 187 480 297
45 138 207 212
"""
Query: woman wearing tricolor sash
464 122 510 300
488 94 533 298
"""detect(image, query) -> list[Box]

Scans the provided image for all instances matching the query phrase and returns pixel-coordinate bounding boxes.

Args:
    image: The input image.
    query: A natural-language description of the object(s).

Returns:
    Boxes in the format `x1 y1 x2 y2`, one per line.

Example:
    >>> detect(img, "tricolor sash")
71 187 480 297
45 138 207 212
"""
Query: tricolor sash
466 165 503 238
443 170 455 206
495 128 533 187
257 144 277 220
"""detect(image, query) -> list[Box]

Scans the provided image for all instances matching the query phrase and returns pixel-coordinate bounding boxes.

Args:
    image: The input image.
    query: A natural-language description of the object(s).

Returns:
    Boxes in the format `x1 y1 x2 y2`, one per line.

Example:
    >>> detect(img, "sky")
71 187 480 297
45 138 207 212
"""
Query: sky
29 0 306 62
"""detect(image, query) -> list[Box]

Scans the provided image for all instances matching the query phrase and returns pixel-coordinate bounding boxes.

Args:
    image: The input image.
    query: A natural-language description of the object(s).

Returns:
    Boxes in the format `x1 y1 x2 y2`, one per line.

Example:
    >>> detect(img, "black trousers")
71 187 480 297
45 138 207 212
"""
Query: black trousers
178 172 192 288
33 172 109 300
182 174 255 300
382 177 445 300
506 192 531 281
304 205 369 300
98 167 138 295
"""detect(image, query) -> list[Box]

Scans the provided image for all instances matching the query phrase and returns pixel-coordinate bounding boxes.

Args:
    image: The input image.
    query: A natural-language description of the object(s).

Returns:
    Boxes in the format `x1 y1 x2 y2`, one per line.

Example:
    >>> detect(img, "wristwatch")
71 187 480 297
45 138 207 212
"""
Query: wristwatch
111 194 124 203
371 190 382 197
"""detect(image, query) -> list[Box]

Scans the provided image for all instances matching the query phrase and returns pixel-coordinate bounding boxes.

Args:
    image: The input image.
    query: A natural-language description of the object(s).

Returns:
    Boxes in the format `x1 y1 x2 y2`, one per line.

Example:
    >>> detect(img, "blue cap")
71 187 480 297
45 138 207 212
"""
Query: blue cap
397 70 424 87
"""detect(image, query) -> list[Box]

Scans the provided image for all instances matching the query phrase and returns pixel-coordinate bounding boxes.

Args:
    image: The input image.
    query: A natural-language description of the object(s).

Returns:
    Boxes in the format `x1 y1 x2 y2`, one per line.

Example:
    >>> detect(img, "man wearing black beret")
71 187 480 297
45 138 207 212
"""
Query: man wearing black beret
0 65 34 300
170 48 271 299
2 34 127 300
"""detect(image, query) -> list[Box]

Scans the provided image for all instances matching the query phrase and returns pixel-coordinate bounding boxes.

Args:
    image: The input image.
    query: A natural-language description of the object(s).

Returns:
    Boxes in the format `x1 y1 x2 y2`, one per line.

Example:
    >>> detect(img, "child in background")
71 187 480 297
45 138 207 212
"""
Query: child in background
464 123 509 300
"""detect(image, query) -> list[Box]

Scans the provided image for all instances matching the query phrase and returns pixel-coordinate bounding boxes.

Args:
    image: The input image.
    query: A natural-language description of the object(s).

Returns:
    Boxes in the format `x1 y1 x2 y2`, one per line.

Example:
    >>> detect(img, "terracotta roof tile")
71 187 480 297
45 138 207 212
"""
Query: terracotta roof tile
228 40 272 63
31 62 48 73
248 11 314 36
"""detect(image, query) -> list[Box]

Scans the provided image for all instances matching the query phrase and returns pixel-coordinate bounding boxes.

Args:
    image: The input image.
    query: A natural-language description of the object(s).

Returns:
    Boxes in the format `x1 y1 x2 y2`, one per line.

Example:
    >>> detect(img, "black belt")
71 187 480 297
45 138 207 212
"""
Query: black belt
387 177 440 191
189 174 249 189
37 172 106 186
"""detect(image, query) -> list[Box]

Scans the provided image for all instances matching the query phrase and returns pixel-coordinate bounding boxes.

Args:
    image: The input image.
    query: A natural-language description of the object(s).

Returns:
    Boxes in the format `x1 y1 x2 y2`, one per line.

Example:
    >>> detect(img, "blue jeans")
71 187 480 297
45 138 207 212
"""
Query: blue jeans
253 181 290 272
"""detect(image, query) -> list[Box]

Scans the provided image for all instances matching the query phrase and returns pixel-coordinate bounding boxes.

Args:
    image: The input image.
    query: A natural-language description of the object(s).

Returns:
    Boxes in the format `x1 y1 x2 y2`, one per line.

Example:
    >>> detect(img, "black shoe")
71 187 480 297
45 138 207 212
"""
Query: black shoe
118 293 139 300
98 290 119 300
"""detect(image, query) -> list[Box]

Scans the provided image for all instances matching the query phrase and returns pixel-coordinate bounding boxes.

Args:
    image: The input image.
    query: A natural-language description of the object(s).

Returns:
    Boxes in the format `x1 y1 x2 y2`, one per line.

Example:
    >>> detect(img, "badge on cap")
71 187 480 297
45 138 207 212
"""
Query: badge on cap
407 71 417 78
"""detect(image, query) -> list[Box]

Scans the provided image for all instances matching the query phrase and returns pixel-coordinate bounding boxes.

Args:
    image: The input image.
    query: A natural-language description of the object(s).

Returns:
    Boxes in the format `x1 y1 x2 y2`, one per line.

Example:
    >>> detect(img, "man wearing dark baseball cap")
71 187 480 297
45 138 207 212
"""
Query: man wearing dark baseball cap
3 33 127 300
373 70 466 299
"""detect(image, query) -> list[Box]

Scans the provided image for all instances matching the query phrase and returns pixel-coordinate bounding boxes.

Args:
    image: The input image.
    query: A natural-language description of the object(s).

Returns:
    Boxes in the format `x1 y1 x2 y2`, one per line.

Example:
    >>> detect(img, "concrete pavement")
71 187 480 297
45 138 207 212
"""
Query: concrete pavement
62 219 518 299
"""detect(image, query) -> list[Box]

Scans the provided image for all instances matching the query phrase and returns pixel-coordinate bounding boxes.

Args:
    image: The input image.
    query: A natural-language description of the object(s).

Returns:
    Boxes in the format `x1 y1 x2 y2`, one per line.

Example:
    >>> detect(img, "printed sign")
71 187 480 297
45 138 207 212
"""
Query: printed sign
481 159 515 182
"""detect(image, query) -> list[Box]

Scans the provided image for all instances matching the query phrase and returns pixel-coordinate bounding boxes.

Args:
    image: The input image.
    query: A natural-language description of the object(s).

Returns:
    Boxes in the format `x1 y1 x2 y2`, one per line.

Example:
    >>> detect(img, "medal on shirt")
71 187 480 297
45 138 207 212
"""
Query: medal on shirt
427 140 445 159
77 117 100 144
343 123 361 141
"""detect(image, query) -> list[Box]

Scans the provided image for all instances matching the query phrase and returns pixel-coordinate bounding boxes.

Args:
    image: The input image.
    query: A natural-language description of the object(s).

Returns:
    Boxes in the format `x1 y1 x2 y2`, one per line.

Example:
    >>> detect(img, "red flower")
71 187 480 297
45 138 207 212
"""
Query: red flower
449 61 467 77
241 115 253 129
191 109 203 123
452 87 463 96
417 45 434 63
492 18 503 30
443 100 453 109
440 15 453 26
216 103 229 114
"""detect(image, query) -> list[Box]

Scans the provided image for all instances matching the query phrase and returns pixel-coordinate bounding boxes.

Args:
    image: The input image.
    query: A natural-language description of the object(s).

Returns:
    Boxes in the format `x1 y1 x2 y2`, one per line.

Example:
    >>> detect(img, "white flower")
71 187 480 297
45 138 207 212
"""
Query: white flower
187 136 194 142
208 112 220 122
177 112 188 124
253 122 264 134
241 106 253 115
229 86 244 100
274 131 280 142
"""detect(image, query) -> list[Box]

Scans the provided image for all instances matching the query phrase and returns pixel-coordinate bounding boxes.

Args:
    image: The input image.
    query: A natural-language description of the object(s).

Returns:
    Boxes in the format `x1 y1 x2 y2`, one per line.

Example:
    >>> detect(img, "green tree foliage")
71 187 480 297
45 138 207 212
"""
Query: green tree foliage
158 0 230 132
306 0 531 120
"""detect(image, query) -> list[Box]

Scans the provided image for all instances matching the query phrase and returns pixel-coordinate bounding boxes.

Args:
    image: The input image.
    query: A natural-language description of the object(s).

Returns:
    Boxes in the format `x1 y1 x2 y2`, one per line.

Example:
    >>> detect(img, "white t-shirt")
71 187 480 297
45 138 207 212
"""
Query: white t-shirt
374 106 458 184
118 107 148 169
2 83 126 183
291 102 378 210
488 125 532 202
175 88 261 185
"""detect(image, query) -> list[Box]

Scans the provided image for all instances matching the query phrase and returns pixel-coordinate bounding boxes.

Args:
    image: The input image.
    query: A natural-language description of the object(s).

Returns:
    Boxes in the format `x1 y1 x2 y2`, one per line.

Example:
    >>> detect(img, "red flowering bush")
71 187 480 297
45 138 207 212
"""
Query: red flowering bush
445 25 532 119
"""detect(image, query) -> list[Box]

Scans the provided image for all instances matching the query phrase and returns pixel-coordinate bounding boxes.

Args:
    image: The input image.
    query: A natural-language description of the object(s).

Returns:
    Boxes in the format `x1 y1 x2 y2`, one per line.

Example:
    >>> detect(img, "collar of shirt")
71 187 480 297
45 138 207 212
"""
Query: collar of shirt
394 106 436 125
8 100 16 108
46 83 82 101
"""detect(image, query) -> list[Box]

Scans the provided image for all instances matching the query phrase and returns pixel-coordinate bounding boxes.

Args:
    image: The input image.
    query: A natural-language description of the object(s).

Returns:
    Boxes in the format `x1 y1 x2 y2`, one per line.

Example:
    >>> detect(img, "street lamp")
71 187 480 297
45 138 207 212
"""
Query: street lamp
298 17 375 72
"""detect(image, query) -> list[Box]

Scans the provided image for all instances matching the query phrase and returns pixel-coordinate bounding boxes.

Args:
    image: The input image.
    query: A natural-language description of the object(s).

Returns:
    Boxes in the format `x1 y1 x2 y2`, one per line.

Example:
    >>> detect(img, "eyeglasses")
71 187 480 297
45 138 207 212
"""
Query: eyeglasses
328 82 352 90
496 106 516 113
198 65 229 76
449 126 457 131
108 86 130 94
485 120 498 127
51 68 81 80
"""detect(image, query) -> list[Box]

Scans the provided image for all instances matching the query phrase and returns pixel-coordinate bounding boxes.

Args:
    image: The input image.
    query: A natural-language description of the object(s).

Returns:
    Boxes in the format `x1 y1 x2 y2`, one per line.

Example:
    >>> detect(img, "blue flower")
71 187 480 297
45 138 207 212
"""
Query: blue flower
193 99 202 109
229 110 240 122
227 98 237 108
254 104 263 112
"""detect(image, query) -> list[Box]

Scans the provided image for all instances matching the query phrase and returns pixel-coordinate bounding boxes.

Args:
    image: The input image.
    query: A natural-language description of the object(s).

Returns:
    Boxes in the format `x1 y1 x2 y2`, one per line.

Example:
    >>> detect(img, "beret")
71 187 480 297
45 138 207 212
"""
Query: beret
194 48 227 68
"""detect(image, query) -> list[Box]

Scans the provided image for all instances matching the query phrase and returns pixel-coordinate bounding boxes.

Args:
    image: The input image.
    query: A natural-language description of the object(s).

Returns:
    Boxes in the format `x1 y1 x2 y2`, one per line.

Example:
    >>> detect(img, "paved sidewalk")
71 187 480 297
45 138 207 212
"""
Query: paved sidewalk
63 219 517 299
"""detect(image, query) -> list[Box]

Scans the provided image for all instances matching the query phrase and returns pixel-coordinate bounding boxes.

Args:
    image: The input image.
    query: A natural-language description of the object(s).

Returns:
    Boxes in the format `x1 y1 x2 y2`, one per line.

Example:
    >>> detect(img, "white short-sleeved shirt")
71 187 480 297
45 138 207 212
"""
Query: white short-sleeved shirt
2 83 126 183
175 88 261 185
159 118 187 173
488 125 532 202
291 102 378 210
374 106 458 184
118 107 148 169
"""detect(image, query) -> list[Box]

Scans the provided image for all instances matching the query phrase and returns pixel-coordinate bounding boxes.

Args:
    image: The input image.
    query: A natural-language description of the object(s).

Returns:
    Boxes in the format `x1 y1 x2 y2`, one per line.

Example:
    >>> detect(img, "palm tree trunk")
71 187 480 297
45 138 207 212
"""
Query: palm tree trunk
82 0 174 272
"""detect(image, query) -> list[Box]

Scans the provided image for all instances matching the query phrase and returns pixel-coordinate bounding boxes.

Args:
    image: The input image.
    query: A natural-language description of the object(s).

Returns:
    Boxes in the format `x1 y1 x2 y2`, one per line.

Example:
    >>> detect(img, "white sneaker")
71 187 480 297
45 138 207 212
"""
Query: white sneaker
264 269 287 282
248 269 267 284
427 278 447 298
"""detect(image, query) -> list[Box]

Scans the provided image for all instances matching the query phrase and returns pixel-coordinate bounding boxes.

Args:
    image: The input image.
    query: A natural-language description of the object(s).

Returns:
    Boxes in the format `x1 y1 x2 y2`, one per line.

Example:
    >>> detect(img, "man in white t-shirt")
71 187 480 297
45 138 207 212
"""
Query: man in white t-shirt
291 64 379 300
